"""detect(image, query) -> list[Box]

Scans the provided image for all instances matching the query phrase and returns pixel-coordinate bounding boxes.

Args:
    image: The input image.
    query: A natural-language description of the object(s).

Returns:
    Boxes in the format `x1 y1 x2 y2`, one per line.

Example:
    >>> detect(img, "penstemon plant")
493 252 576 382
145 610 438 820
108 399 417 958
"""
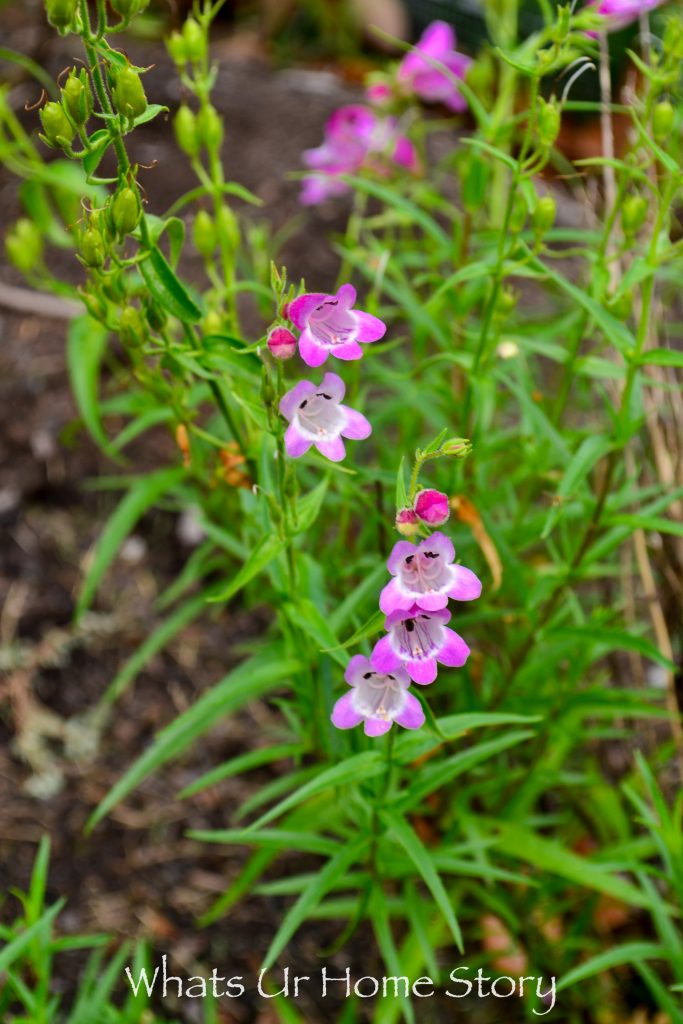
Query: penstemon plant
3 0 683 1019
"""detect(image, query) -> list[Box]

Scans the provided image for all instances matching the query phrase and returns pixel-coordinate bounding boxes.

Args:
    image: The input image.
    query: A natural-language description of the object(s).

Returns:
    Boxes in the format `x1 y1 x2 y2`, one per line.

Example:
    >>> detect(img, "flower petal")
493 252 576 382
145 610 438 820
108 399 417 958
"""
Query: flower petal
370 634 402 673
345 654 371 686
387 540 418 576
335 282 357 309
438 627 470 668
329 340 364 361
316 436 346 462
299 329 329 367
288 292 329 330
340 406 372 440
320 371 346 402
412 592 450 612
331 692 363 730
379 577 414 615
419 531 455 563
279 379 315 421
406 658 438 685
353 310 386 343
364 717 392 737
395 692 425 730
447 565 482 601
284 423 312 459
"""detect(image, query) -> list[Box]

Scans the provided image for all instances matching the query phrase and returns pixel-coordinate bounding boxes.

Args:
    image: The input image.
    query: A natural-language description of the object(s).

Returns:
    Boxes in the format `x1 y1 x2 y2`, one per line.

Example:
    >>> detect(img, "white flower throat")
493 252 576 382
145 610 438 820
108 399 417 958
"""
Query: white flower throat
352 670 406 721
401 550 451 594
393 614 442 661
296 392 345 439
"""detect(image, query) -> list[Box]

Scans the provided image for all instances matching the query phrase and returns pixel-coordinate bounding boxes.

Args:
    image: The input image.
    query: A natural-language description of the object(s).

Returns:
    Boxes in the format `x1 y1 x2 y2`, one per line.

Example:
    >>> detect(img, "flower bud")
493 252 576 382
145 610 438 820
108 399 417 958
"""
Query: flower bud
174 105 200 158
39 101 75 149
267 326 297 360
653 101 674 143
111 186 141 237
441 437 472 459
414 489 450 526
622 195 648 235
110 0 150 19
45 0 76 32
62 69 93 127
112 67 147 121
80 227 105 268
532 195 556 236
537 98 561 148
203 310 223 335
496 288 518 315
197 104 223 151
395 508 420 537
182 18 206 62
216 205 240 252
6 219 43 274
193 210 217 258
119 305 146 346
167 31 187 65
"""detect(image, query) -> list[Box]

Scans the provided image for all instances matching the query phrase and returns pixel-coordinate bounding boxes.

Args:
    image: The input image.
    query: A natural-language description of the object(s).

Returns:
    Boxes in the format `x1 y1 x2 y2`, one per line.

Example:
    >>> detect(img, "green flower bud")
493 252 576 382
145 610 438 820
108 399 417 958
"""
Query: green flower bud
538 98 561 148
62 69 92 127
111 186 141 237
441 437 472 459
622 195 648 235
112 67 147 121
167 31 187 66
119 306 146 346
174 105 200 158
182 18 206 62
45 0 76 32
193 210 217 259
508 194 528 234
110 0 150 19
80 227 105 268
39 101 75 149
6 219 43 274
653 101 674 143
216 205 240 253
532 195 557 235
197 104 223 151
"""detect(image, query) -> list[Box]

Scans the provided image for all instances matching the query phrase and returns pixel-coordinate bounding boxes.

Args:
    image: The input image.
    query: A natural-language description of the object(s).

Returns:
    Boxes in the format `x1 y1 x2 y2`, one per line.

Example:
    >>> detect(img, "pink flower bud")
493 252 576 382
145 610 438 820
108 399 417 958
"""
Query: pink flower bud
414 489 450 526
267 326 297 361
395 507 420 537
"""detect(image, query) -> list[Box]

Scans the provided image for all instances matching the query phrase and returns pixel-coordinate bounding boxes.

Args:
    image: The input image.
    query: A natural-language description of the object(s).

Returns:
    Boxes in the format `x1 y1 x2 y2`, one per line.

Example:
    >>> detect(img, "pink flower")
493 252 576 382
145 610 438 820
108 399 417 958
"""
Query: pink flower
279 371 371 462
398 21 472 113
288 284 386 367
331 654 425 736
380 531 481 614
372 606 470 685
414 488 450 526
395 507 421 537
593 0 666 30
366 81 393 106
300 104 417 206
267 326 297 360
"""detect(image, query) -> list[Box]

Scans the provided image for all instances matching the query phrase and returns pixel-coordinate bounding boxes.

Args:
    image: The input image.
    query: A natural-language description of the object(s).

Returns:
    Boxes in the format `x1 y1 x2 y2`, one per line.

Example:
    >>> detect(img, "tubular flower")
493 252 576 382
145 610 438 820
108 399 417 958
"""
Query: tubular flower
593 0 666 29
398 21 472 113
380 532 482 614
331 654 425 736
288 284 386 367
414 488 450 526
372 606 470 685
279 371 371 462
300 104 418 206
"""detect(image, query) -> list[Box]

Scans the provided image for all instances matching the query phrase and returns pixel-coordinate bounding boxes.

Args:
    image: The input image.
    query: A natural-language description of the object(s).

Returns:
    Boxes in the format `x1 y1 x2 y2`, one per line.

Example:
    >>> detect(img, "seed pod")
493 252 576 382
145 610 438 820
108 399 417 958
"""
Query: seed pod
538 98 561 148
80 227 105 268
508 194 528 234
45 0 76 32
174 105 200 158
197 104 223 151
193 210 217 258
111 186 141 237
112 67 147 121
6 219 43 274
532 195 556 235
62 69 93 127
39 101 75 149
622 195 648 235
182 18 206 62
216 205 240 252
653 101 674 143
167 32 187 66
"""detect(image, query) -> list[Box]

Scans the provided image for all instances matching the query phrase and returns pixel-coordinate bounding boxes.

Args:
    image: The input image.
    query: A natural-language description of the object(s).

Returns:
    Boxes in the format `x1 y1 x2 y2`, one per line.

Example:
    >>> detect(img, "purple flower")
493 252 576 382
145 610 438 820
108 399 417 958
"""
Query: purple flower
331 654 425 736
279 371 371 462
372 606 470 685
398 21 472 113
288 284 386 367
593 0 666 30
380 531 481 614
414 488 450 526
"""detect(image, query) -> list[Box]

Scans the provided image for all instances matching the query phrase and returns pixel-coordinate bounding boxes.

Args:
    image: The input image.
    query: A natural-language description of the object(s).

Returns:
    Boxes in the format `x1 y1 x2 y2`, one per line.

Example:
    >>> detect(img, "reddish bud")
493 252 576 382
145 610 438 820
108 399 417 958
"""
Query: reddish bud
414 488 450 526
395 507 420 537
267 326 297 360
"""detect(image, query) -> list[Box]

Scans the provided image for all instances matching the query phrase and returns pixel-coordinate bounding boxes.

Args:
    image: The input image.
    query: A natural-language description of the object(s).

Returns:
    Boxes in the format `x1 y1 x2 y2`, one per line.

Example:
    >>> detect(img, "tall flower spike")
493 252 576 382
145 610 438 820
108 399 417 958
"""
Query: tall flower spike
279 371 371 462
398 21 472 113
372 606 470 685
288 284 386 367
380 532 481 614
331 655 425 736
